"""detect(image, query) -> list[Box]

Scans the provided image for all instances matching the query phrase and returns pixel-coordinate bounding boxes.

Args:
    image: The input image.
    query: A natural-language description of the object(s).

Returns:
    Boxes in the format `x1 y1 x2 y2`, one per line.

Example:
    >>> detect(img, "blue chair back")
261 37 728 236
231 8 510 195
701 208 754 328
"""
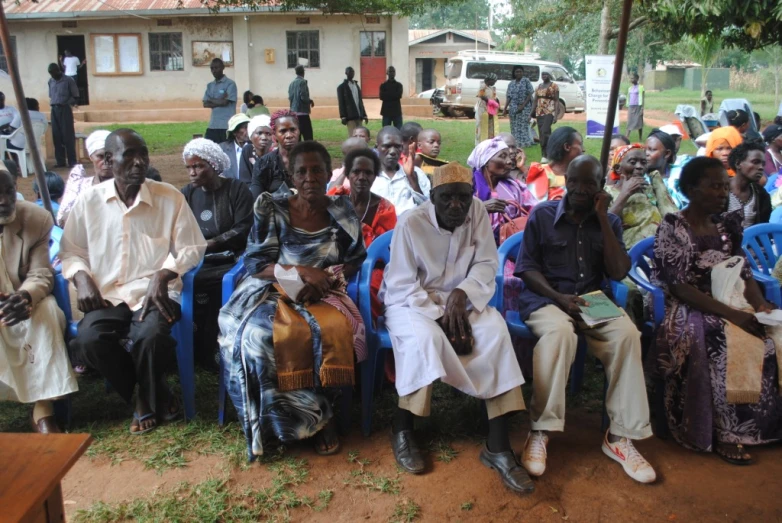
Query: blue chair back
358 230 393 344
49 225 63 263
771 206 782 224
627 237 665 329
493 231 524 311
742 223 782 275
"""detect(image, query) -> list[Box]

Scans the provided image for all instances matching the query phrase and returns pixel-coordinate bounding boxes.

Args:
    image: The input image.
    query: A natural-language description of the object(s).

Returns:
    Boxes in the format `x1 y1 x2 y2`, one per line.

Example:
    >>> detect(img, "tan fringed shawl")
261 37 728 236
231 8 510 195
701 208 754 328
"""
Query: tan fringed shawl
272 282 357 392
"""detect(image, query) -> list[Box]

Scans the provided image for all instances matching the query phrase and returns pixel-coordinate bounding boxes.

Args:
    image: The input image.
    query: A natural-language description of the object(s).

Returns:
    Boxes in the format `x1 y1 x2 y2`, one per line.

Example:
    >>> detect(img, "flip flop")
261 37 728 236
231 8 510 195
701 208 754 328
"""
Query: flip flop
130 412 157 435
161 397 182 423
716 443 752 466
313 425 341 456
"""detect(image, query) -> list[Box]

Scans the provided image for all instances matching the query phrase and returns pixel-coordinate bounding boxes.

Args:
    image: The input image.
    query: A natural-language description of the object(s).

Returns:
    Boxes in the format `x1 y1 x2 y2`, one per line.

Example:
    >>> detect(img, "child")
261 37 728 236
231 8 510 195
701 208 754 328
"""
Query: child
415 128 447 177
352 126 371 143
399 121 422 165
33 171 65 213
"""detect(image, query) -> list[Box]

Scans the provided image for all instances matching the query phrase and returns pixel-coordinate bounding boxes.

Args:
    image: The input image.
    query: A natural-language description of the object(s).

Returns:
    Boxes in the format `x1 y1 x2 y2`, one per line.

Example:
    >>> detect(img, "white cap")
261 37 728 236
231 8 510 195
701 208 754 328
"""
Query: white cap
658 124 682 137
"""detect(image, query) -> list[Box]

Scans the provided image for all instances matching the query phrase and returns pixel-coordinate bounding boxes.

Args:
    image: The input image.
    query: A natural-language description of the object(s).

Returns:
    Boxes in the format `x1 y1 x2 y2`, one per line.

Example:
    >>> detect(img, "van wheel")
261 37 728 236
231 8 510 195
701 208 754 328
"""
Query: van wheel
440 107 450 117
556 101 566 121
466 109 476 119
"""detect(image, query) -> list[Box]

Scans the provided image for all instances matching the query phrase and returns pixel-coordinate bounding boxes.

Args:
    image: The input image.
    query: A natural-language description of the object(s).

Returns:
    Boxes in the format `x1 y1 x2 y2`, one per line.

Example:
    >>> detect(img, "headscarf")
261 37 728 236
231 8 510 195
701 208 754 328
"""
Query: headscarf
467 137 508 200
763 124 782 144
182 138 231 174
484 73 498 83
86 130 111 156
706 126 743 176
609 143 644 182
248 115 272 137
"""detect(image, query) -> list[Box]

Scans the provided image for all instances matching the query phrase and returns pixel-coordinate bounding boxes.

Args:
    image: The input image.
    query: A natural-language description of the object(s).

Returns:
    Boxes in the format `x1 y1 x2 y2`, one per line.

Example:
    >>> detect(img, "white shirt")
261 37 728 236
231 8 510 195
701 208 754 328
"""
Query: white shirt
60 179 207 311
62 56 81 76
8 111 47 149
0 105 19 128
370 165 431 216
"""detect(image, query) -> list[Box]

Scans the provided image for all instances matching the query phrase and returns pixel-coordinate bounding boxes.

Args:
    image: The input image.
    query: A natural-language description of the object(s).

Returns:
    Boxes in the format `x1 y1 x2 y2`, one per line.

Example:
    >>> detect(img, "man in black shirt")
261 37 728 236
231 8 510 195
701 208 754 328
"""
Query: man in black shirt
379 66 403 129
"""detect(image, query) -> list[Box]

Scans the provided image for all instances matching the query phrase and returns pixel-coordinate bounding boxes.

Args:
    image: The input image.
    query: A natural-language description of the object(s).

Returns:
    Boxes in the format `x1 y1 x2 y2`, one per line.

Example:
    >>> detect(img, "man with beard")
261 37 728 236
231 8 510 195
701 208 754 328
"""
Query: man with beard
61 129 206 435
382 162 532 494
0 163 78 433
515 155 656 484
371 126 430 216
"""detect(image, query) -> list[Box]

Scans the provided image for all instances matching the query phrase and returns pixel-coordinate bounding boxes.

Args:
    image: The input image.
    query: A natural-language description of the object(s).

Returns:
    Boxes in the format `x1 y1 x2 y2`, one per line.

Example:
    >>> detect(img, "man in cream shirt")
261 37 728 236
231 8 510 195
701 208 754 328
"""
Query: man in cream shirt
61 128 206 435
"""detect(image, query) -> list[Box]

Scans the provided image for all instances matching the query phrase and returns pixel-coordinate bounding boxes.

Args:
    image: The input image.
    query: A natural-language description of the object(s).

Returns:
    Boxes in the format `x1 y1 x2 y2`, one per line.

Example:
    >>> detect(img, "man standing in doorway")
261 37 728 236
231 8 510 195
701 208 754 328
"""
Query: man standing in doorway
47 63 79 168
288 65 314 141
379 66 403 129
60 50 84 85
202 58 237 144
337 66 368 137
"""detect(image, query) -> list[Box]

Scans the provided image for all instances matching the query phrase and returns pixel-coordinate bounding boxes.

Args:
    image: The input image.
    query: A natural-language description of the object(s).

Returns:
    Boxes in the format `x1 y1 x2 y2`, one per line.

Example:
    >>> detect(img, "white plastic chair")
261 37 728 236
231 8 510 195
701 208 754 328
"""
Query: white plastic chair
3 121 48 178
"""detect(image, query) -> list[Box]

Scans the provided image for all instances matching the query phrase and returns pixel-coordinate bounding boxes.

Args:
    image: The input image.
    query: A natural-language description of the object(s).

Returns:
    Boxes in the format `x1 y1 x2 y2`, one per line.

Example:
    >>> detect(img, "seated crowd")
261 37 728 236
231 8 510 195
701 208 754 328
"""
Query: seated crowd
4 101 782 497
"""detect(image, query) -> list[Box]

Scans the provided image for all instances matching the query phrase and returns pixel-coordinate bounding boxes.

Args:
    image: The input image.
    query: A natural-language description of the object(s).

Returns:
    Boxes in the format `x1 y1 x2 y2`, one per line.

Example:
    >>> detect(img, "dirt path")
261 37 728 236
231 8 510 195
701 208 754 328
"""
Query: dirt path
61 410 782 522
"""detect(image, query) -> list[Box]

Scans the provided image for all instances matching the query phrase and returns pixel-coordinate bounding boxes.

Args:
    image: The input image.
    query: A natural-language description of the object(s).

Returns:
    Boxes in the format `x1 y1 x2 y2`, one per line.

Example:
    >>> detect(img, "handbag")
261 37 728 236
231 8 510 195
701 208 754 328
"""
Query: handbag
498 201 529 245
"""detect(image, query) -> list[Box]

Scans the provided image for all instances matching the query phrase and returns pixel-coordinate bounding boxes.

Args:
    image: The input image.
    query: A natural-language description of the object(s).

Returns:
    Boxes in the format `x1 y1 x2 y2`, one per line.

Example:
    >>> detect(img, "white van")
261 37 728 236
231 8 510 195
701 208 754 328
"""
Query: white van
441 50 585 120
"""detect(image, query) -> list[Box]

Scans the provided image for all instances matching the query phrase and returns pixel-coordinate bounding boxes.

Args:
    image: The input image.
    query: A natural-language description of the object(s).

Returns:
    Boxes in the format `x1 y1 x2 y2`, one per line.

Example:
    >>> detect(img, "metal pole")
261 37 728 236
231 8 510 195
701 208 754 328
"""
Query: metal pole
0 1 53 219
599 0 633 172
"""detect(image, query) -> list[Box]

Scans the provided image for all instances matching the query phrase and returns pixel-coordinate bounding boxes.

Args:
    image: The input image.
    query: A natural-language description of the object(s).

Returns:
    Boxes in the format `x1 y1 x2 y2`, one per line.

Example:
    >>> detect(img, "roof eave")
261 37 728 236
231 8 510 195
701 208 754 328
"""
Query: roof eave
5 5 326 21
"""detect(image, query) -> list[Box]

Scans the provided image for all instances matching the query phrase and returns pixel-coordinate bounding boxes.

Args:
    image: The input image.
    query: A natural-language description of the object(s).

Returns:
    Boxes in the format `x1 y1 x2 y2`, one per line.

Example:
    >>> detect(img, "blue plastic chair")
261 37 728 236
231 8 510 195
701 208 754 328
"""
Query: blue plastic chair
494 231 627 400
742 223 782 307
49 225 63 263
217 258 356 433
52 260 203 421
771 206 782 224
626 238 665 337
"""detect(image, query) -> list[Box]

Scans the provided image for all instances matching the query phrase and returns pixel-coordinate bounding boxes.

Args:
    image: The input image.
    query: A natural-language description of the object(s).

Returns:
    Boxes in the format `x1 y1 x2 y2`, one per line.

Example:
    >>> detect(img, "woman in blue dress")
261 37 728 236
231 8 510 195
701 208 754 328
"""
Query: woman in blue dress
504 65 535 148
219 140 367 460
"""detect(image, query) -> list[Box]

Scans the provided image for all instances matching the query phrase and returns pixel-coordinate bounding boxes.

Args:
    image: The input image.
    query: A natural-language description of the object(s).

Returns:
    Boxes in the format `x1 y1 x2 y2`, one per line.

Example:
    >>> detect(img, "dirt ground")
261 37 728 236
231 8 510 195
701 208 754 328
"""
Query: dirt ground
59 409 782 522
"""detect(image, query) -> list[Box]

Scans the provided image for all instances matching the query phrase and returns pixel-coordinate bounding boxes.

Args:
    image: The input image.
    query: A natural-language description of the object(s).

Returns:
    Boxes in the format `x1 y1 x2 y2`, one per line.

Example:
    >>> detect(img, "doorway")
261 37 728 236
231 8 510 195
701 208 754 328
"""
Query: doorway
359 31 386 98
56 35 89 105
415 58 435 93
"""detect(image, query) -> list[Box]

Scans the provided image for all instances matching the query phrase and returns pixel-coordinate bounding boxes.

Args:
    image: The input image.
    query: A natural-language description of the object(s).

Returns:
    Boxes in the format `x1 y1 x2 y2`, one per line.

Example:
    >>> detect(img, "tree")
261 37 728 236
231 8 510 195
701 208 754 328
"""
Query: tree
201 0 467 16
409 0 492 30
644 0 782 52
754 45 782 107
675 34 724 97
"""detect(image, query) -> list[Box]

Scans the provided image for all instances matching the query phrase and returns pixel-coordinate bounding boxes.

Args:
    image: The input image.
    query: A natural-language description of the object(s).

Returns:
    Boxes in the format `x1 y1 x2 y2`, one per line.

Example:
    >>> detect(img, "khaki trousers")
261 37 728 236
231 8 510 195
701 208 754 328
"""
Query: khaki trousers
399 385 525 420
346 119 360 137
525 304 652 439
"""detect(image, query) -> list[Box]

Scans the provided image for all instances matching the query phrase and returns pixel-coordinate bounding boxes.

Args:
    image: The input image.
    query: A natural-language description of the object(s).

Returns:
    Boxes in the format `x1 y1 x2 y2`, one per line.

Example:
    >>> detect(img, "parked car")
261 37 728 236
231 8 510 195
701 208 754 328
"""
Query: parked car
441 50 585 120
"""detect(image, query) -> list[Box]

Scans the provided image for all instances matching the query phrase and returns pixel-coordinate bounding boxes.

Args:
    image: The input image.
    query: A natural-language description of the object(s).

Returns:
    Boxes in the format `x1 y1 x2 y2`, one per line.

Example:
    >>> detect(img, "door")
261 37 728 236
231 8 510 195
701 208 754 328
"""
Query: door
56 35 89 105
421 59 434 92
360 31 386 98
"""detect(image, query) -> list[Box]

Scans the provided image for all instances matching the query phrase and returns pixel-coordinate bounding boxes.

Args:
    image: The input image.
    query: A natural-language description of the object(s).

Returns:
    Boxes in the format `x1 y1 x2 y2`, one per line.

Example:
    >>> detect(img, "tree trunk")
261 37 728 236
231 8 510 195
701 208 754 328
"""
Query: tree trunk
701 66 707 98
598 0 610 55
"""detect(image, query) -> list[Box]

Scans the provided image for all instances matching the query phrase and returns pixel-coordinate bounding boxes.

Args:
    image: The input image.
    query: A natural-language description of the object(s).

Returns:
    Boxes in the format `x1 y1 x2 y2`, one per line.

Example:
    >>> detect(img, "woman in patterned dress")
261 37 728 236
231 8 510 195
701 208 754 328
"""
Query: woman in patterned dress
504 66 535 148
219 141 367 460
651 156 782 465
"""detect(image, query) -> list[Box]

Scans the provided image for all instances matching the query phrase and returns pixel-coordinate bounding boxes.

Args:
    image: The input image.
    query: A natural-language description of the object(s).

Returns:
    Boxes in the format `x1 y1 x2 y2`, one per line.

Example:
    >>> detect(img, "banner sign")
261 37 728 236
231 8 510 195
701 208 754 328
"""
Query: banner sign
585 55 620 138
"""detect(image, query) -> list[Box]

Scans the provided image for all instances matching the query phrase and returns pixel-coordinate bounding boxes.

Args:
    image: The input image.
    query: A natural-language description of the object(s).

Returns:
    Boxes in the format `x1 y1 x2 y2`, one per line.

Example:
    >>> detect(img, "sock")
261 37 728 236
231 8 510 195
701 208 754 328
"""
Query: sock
487 415 511 453
392 407 414 434
33 400 54 423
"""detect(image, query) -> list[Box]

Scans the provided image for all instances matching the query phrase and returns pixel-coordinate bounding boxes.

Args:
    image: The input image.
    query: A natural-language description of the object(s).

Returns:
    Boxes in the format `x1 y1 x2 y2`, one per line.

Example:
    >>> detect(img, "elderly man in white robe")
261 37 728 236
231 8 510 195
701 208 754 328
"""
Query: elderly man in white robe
0 164 78 433
382 162 533 495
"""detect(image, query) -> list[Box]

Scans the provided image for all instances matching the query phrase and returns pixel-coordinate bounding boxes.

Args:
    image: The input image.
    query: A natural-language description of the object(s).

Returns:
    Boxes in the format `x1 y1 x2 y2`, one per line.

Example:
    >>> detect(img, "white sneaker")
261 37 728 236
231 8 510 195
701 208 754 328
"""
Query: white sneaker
521 431 549 477
602 431 656 484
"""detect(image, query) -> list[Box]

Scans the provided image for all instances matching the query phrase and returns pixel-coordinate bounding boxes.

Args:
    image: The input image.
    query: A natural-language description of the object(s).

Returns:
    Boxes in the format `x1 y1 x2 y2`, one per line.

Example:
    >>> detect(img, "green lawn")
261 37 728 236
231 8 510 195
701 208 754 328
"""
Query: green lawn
98 117 697 167
642 87 780 124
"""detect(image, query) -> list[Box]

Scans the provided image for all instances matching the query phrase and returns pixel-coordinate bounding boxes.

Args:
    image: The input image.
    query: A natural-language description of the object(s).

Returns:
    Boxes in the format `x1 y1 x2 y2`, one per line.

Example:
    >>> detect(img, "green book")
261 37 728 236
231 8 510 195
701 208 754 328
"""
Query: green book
578 290 623 327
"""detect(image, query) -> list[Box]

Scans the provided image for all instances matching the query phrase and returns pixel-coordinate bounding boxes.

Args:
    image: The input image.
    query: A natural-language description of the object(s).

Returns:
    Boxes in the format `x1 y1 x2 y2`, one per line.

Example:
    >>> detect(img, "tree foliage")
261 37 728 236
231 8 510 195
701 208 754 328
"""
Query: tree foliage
643 0 782 52
199 0 467 16
409 0 492 30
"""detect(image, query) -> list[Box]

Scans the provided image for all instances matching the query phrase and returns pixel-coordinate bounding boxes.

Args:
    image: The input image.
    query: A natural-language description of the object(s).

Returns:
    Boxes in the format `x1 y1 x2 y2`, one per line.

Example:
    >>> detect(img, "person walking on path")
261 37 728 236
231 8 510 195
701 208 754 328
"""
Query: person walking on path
47 63 79 168
534 72 559 163
202 58 237 144
379 66 404 129
626 73 645 141
288 65 315 141
504 66 535 148
337 67 368 137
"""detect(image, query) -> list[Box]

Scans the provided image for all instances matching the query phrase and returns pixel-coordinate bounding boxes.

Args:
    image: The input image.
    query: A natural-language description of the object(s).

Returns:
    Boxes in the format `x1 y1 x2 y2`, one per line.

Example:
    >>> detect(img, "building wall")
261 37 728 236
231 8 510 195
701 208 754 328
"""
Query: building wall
407 38 492 94
5 13 409 106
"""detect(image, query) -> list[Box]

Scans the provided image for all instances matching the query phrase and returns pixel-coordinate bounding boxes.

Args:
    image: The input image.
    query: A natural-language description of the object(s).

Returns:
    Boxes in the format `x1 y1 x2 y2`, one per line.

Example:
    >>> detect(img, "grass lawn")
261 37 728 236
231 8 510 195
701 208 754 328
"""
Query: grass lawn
98 116 697 169
642 87 780 124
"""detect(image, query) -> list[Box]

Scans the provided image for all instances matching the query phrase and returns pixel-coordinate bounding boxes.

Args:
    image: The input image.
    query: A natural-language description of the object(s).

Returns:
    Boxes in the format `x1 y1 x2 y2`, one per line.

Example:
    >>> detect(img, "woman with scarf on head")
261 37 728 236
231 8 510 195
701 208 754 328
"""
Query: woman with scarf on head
238 115 274 187
475 73 499 145
181 138 254 370
763 124 782 179
58 130 112 227
706 126 743 177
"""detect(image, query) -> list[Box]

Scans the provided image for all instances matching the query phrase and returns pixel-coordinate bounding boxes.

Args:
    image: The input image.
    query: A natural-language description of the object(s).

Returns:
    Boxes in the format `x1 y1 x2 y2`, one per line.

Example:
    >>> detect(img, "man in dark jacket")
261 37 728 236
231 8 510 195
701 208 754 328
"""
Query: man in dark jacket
337 67 368 137
379 66 403 129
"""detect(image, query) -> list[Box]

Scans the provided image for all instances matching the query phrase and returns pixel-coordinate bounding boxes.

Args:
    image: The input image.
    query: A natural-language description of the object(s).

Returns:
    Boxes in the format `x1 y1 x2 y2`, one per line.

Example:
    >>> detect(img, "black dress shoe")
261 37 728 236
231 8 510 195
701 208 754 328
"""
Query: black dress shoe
31 415 61 434
391 430 425 474
479 444 535 494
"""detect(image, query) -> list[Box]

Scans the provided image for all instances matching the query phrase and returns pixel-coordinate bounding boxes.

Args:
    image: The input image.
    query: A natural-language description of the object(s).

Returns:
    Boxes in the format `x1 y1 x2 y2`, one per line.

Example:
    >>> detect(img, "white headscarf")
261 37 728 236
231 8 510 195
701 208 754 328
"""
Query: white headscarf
86 130 111 156
248 115 272 137
467 137 508 170
182 138 231 174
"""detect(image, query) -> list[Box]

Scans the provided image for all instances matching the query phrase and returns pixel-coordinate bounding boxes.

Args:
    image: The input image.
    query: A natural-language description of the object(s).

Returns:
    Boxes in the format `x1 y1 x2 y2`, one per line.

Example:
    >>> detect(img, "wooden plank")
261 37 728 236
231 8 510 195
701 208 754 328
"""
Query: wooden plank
0 433 92 523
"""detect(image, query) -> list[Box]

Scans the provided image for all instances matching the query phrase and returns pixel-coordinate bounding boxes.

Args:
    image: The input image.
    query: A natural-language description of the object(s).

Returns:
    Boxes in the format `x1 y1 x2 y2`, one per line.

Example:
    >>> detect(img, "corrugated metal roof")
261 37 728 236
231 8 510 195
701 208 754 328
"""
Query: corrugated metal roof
409 29 493 46
3 0 283 18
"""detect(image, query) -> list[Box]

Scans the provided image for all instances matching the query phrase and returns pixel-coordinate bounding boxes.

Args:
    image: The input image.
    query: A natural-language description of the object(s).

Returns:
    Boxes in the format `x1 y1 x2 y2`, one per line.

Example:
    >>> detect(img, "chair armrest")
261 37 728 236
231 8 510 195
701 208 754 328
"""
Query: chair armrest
625 267 665 328
221 258 246 305
609 280 628 310
752 270 782 307
347 272 359 304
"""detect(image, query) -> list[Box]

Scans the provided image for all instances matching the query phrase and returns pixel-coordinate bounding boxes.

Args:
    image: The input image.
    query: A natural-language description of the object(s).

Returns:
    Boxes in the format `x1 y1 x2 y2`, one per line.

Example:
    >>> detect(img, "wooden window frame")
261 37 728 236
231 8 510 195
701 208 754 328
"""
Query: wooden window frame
90 33 144 76
0 35 16 74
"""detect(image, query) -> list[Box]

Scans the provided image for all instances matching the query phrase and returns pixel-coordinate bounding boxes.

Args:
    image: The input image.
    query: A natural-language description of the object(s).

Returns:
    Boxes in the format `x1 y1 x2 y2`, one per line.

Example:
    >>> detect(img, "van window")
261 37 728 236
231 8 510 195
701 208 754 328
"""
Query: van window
466 62 540 82
446 60 463 79
549 67 573 83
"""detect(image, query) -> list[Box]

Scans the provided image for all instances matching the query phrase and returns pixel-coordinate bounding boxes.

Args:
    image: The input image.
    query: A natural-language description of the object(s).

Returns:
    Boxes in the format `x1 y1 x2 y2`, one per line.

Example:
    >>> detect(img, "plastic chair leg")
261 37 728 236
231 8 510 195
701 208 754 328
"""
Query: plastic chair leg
569 338 587 395
361 356 375 437
339 386 353 436
218 355 227 426
173 319 196 421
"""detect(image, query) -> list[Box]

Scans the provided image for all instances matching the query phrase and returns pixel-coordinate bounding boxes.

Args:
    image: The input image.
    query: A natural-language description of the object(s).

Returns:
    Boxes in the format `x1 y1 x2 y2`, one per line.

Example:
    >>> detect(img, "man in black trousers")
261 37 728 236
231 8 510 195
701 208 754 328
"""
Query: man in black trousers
337 66 368 137
47 63 79 168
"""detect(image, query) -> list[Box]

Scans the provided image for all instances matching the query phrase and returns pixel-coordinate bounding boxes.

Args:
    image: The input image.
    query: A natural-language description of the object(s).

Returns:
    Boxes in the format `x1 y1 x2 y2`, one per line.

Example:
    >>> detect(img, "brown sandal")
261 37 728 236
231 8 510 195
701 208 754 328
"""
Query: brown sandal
716 443 752 465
